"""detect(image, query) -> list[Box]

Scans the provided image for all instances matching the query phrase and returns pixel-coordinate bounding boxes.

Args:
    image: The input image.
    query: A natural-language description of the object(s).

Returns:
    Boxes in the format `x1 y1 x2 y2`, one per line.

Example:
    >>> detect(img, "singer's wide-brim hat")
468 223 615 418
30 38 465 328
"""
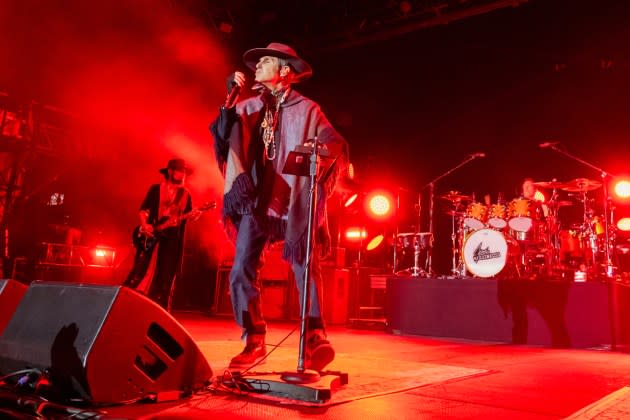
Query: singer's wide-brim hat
159 158 194 175
243 42 312 82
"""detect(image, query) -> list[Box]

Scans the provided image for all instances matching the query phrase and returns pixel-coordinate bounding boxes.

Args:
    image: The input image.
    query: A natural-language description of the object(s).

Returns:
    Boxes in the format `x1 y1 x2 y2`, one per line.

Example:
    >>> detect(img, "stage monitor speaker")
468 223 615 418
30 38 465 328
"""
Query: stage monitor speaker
0 279 28 337
0 281 212 404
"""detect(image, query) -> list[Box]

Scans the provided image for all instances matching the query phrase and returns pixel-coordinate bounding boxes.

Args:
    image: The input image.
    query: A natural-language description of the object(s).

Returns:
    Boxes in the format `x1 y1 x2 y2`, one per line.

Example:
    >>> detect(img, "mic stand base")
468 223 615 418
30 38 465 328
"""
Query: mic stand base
281 369 320 384
232 371 348 404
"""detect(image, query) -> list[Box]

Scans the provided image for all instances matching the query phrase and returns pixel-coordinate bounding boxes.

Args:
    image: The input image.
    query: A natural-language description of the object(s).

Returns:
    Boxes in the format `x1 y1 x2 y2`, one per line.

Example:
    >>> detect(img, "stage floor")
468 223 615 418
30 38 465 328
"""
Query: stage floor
93 313 630 419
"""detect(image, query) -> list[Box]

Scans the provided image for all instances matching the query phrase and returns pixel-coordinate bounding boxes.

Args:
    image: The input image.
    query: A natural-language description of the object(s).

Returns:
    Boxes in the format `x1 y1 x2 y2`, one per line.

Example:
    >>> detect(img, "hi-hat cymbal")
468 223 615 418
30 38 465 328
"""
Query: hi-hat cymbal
440 191 472 202
533 180 565 189
560 178 602 192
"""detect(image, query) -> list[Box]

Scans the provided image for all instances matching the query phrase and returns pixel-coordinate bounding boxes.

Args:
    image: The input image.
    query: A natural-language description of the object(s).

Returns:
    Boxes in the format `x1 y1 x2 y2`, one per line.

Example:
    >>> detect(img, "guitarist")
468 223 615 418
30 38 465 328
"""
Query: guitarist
123 158 194 312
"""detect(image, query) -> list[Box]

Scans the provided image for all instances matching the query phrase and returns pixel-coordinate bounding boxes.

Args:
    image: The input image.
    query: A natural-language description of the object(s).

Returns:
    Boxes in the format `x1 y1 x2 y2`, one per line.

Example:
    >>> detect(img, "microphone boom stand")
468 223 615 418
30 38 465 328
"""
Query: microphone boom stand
544 144 616 278
423 154 482 275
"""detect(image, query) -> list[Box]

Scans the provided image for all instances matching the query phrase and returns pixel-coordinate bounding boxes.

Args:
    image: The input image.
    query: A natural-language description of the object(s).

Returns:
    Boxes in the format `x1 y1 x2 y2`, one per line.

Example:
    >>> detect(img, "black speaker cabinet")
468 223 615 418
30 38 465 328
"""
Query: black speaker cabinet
0 279 28 337
321 268 350 325
0 282 212 404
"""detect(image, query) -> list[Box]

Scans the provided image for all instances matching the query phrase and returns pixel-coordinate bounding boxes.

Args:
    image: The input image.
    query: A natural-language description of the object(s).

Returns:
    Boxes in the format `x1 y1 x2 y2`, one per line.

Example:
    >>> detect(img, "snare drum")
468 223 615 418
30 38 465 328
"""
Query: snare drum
463 202 488 231
507 198 541 233
463 228 516 278
487 203 507 229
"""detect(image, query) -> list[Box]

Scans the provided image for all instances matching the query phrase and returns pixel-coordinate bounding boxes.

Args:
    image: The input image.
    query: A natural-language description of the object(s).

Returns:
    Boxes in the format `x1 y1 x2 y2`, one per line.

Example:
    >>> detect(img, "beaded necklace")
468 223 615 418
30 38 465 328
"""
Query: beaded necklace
261 87 290 161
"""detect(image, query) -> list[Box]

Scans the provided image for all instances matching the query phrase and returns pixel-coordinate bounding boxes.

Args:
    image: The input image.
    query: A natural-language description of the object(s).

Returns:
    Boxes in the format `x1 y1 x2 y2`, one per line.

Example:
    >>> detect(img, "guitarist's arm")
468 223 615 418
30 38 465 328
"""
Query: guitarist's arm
139 210 154 236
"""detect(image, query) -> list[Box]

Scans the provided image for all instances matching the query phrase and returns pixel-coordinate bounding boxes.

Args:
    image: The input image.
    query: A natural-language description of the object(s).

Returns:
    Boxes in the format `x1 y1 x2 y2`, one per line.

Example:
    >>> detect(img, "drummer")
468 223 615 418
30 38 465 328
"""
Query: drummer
522 178 548 217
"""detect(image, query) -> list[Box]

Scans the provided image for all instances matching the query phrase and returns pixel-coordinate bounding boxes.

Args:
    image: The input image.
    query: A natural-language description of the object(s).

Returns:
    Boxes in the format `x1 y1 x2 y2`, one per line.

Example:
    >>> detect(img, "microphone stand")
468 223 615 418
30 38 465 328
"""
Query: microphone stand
422 154 482 275
544 144 616 278
544 143 621 352
234 141 348 403
281 138 321 384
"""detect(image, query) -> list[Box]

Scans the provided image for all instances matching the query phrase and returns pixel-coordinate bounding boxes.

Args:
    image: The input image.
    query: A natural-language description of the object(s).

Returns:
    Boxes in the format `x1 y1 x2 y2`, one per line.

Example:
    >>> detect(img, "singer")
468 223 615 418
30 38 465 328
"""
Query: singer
209 43 348 370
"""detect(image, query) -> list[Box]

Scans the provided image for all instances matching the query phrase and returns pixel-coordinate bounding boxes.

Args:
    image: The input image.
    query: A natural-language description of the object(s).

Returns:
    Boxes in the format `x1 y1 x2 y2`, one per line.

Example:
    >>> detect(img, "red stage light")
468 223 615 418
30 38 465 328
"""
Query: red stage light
366 234 384 251
618 218 630 232
614 180 630 199
344 193 358 208
347 162 355 180
90 246 116 267
367 193 392 218
534 190 546 203
345 227 367 241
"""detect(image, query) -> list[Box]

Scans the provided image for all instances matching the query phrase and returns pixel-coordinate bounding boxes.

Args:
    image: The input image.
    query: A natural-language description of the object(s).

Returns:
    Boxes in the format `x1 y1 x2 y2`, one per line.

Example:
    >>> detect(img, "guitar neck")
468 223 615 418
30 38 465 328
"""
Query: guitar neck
154 203 215 232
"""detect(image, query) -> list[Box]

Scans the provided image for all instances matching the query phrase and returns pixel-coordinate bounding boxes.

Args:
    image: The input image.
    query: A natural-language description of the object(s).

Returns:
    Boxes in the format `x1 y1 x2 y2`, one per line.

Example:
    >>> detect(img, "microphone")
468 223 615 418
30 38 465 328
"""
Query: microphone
539 141 560 148
224 82 241 108
470 152 486 158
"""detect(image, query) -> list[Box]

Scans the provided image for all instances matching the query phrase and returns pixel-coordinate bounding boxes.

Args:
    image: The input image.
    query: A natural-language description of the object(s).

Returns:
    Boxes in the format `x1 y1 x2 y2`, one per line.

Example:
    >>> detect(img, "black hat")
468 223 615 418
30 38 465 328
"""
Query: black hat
243 42 312 82
159 158 194 176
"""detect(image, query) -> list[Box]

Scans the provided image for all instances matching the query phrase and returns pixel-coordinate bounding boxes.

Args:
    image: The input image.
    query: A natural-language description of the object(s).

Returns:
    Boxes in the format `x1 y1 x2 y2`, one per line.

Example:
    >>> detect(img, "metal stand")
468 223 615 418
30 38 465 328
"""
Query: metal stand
544 143 616 278
237 140 346 403
423 154 483 275
281 139 321 384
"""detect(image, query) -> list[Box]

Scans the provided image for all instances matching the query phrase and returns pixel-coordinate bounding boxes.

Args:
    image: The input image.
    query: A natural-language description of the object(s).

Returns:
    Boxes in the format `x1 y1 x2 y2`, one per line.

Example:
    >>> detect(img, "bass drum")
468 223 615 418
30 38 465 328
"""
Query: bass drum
463 228 516 278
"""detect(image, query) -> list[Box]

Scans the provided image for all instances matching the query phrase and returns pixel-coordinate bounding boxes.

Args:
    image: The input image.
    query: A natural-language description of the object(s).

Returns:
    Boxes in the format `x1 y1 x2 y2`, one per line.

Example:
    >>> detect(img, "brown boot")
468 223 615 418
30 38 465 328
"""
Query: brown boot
305 329 335 372
229 334 267 369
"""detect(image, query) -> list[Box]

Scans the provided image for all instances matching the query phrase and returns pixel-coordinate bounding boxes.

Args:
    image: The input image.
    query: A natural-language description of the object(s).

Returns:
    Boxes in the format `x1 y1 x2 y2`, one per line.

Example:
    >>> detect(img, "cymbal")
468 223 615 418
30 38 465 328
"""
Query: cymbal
560 178 602 192
547 200 572 207
533 180 565 189
440 191 472 202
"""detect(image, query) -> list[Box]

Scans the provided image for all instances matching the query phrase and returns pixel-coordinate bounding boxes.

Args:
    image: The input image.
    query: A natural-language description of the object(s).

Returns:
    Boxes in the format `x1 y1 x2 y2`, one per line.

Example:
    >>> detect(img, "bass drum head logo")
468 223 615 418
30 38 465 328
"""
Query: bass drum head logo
463 228 508 278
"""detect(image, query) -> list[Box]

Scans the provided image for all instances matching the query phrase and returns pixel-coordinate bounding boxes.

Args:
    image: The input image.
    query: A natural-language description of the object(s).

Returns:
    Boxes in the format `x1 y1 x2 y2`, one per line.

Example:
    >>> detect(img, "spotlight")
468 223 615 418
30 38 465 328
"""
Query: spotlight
345 227 367 241
89 246 116 267
618 218 630 232
614 179 630 199
534 190 545 203
366 192 393 219
366 234 384 251
347 162 355 180
344 193 358 208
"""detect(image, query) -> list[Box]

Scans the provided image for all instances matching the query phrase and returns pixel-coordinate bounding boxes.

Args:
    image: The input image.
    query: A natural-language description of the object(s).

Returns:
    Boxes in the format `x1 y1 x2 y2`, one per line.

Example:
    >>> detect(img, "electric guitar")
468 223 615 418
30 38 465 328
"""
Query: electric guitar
132 201 216 252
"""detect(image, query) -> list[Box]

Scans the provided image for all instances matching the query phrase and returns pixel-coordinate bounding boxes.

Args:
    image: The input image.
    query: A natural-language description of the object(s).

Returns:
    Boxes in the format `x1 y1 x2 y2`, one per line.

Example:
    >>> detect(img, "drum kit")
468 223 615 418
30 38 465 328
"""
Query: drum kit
438 177 613 279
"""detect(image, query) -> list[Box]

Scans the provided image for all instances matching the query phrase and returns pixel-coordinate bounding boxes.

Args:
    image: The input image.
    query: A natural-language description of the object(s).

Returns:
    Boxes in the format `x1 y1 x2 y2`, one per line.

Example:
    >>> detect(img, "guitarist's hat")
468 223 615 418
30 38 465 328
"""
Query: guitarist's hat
159 158 194 176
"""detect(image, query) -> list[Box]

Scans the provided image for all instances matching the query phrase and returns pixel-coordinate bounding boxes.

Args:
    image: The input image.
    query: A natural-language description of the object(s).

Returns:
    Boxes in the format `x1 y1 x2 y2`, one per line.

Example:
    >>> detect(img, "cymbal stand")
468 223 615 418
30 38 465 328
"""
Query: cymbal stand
601 175 615 277
579 191 598 270
449 204 465 277
410 236 426 277
450 207 458 276
547 187 561 269
544 143 616 278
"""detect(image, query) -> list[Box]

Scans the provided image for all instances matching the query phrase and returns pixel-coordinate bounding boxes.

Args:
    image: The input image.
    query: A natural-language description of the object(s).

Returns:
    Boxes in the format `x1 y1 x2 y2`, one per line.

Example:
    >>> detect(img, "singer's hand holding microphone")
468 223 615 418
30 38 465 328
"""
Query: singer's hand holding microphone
224 71 246 108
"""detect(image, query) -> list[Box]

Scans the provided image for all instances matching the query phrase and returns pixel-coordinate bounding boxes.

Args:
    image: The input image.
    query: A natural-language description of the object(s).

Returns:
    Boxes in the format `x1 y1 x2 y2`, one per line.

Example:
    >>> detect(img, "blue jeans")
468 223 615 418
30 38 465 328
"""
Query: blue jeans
229 213 324 338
